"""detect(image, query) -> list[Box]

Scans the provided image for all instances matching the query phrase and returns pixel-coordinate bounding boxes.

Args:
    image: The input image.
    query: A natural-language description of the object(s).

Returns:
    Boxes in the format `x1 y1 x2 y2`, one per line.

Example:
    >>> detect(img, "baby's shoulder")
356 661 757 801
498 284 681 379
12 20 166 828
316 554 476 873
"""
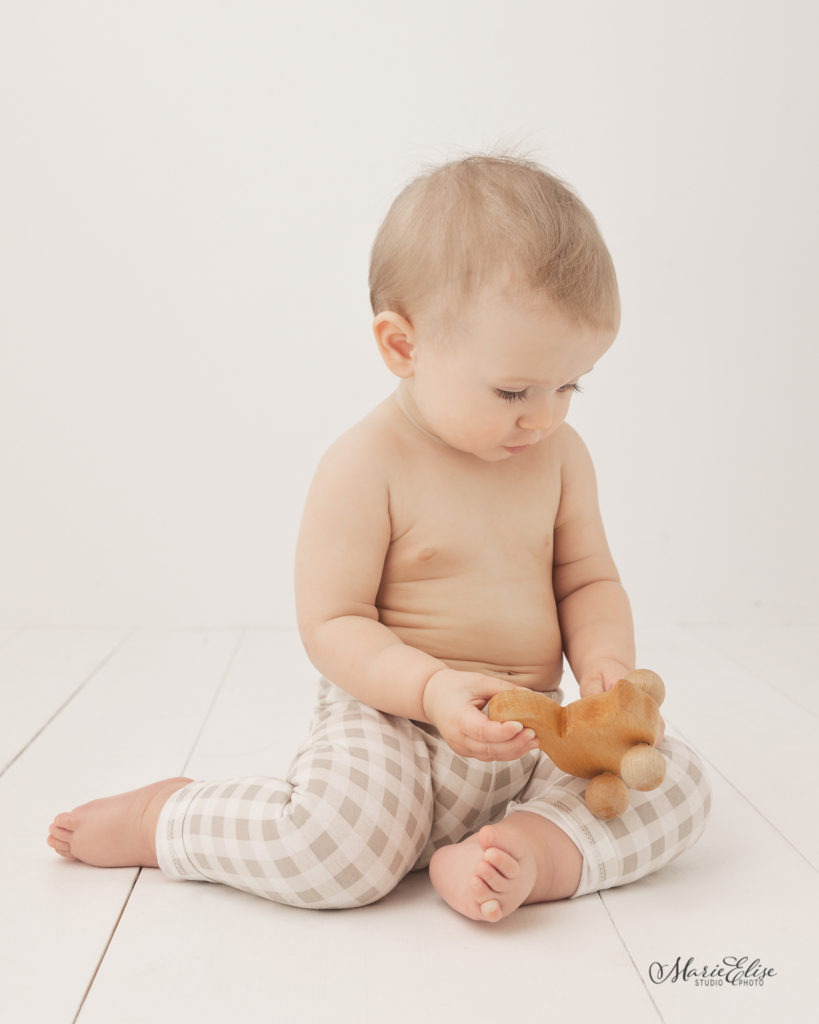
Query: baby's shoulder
550 423 595 472
314 398 403 481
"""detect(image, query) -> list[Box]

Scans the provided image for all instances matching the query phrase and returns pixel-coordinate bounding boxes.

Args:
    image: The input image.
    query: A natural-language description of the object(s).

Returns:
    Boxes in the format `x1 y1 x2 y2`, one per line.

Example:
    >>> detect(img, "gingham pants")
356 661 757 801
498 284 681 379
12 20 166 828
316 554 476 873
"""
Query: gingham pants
156 677 711 909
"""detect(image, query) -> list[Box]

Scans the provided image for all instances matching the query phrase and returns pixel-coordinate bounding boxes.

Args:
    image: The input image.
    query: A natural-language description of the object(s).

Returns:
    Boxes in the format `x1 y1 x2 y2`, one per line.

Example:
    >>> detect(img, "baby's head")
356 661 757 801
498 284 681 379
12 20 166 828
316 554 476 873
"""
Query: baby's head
369 152 620 339
369 153 620 461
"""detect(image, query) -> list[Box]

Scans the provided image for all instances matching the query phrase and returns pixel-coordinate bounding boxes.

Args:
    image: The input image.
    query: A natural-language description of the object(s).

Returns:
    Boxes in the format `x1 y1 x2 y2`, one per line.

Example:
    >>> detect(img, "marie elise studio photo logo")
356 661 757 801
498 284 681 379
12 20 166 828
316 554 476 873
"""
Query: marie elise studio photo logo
648 955 777 988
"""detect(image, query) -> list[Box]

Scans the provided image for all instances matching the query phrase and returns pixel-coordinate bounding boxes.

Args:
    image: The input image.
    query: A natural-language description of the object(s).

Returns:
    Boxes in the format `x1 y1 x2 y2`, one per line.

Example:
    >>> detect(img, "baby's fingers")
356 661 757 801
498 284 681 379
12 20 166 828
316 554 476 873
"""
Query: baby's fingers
579 674 604 699
460 709 540 761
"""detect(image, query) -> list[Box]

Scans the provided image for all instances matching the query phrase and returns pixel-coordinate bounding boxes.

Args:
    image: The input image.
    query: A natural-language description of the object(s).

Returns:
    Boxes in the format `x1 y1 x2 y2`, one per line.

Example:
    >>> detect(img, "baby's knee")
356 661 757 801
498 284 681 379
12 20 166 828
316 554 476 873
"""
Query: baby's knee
659 736 712 835
274 796 429 909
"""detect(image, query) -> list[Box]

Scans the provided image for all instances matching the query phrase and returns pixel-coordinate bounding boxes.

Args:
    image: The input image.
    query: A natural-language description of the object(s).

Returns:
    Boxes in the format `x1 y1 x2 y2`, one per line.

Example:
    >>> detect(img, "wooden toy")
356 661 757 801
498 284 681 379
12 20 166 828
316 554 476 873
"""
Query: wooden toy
487 669 666 820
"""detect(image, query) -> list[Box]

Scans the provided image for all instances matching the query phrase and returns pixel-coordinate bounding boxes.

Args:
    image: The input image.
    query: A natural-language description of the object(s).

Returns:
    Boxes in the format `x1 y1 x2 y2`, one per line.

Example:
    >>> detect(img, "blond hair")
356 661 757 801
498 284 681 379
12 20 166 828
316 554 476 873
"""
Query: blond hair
369 152 620 333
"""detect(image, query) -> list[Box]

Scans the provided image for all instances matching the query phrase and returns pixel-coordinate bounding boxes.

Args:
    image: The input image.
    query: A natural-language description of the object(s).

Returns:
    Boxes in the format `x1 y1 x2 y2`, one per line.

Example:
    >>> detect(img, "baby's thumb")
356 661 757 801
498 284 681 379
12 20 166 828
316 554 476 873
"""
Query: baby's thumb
579 673 604 699
486 675 527 696
478 674 524 710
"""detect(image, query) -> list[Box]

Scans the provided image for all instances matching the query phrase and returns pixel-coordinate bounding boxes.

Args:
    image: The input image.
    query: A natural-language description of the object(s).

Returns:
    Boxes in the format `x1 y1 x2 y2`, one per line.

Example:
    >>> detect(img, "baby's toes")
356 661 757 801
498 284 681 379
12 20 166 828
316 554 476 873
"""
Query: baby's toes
473 858 507 893
479 898 503 923
469 875 505 921
47 816 76 857
469 872 500 903
47 833 75 859
483 846 520 881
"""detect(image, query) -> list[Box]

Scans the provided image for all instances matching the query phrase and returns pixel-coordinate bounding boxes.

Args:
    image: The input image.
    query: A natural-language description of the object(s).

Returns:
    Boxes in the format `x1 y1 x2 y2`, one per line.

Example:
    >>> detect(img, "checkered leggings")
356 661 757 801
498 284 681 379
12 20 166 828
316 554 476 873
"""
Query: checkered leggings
156 677 711 909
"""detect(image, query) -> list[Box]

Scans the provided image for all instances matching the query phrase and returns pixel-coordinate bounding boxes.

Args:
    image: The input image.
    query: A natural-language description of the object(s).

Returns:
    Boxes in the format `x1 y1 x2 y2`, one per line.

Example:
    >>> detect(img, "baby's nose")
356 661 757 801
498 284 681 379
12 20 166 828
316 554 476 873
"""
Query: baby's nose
517 397 555 432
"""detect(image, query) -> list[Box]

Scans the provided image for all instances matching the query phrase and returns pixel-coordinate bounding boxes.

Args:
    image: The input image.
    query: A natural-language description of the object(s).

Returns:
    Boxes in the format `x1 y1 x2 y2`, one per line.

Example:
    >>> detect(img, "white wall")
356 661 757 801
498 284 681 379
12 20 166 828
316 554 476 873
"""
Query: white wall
2 1 817 630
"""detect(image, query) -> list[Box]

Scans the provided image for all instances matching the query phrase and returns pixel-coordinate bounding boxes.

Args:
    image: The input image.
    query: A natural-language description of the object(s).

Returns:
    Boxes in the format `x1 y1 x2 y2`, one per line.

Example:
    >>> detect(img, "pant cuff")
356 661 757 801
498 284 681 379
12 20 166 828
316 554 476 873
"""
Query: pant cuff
508 788 620 898
155 780 213 882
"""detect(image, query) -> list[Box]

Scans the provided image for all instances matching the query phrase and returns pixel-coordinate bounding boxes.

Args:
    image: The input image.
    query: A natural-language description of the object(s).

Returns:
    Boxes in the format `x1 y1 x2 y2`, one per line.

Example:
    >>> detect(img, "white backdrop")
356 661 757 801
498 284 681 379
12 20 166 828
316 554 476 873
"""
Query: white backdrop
1 1 817 630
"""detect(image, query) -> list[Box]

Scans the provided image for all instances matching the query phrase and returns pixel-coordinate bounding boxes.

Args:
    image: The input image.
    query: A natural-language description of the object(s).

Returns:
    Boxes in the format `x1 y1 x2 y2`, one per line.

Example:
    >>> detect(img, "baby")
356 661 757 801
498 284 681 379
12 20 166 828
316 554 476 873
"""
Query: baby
48 154 711 922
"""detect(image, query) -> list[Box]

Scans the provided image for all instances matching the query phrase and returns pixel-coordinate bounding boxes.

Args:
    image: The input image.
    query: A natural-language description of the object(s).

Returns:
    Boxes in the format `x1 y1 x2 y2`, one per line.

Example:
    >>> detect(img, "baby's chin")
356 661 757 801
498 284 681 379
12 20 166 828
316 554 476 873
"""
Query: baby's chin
481 445 533 462
432 433 533 462
465 446 515 463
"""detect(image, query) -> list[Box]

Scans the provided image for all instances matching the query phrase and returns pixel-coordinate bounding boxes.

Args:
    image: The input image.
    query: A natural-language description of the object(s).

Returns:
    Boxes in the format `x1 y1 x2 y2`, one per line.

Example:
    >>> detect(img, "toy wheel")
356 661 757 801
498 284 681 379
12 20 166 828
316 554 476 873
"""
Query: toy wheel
620 743 666 790
584 773 629 820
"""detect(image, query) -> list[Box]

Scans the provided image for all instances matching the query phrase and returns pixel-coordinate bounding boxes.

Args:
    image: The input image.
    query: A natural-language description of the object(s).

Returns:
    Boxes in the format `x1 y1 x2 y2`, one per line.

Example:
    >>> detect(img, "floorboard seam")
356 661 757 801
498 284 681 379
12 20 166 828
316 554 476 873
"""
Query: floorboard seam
0 629 134 778
179 630 246 775
69 630 245 1019
72 869 142 1023
599 891 665 1022
664 719 817 874
677 625 818 720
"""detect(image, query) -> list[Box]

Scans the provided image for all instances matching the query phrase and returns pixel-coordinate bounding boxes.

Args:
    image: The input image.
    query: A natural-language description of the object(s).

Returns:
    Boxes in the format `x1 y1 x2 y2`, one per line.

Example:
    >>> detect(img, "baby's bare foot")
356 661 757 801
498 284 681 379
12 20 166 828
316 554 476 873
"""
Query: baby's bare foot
429 821 539 923
47 777 192 868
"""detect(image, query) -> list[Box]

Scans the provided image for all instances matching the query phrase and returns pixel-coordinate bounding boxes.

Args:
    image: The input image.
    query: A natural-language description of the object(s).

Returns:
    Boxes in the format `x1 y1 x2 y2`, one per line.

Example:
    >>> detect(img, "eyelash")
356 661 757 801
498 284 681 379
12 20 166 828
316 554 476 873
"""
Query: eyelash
495 383 583 403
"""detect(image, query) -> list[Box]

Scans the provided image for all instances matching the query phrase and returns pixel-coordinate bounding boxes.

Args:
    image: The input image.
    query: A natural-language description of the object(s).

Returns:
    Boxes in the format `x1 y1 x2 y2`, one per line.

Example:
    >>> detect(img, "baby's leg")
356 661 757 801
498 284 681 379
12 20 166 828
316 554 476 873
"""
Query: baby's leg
48 778 193 867
429 736 710 922
48 683 438 910
159 698 435 908
410 729 559 922
429 812 582 922
512 736 711 900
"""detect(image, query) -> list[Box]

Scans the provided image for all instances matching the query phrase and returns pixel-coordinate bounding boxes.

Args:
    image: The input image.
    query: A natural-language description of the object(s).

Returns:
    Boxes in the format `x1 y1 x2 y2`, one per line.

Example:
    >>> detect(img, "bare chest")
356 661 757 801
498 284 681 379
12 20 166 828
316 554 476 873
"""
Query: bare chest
383 453 560 584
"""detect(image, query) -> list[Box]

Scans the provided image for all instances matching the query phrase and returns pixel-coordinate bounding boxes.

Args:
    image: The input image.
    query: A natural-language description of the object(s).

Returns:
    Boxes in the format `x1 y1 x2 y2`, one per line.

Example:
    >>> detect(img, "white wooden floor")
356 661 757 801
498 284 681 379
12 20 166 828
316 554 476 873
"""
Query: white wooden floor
1 625 816 1024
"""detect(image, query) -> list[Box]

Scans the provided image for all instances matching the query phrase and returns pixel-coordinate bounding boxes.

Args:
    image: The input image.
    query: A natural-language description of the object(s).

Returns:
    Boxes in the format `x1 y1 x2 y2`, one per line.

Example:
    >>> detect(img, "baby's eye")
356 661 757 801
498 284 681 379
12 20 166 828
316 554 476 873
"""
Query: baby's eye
557 382 583 394
495 388 529 403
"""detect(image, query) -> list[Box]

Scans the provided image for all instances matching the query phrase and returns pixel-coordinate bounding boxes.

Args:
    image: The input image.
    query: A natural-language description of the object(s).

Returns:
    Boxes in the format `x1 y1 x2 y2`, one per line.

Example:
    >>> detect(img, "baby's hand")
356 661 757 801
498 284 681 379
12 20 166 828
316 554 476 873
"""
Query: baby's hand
578 659 633 699
579 661 666 744
422 669 541 761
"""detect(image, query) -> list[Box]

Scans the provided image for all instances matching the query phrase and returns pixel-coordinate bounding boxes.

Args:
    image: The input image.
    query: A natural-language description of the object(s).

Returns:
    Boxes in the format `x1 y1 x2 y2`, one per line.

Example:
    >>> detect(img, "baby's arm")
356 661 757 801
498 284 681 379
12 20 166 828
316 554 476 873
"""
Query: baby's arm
552 427 636 698
295 430 440 720
295 430 530 759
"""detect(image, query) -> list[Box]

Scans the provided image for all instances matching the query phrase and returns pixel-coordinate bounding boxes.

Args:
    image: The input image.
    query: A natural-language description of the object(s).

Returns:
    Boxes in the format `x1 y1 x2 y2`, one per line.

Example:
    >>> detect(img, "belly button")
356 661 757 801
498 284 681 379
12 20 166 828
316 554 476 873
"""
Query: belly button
418 547 436 560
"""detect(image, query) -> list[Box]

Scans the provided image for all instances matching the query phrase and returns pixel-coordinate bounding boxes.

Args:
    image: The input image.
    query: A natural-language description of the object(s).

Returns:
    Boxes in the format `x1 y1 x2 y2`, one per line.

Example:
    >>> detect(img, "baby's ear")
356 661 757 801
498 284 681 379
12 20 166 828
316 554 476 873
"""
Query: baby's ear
373 312 416 378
